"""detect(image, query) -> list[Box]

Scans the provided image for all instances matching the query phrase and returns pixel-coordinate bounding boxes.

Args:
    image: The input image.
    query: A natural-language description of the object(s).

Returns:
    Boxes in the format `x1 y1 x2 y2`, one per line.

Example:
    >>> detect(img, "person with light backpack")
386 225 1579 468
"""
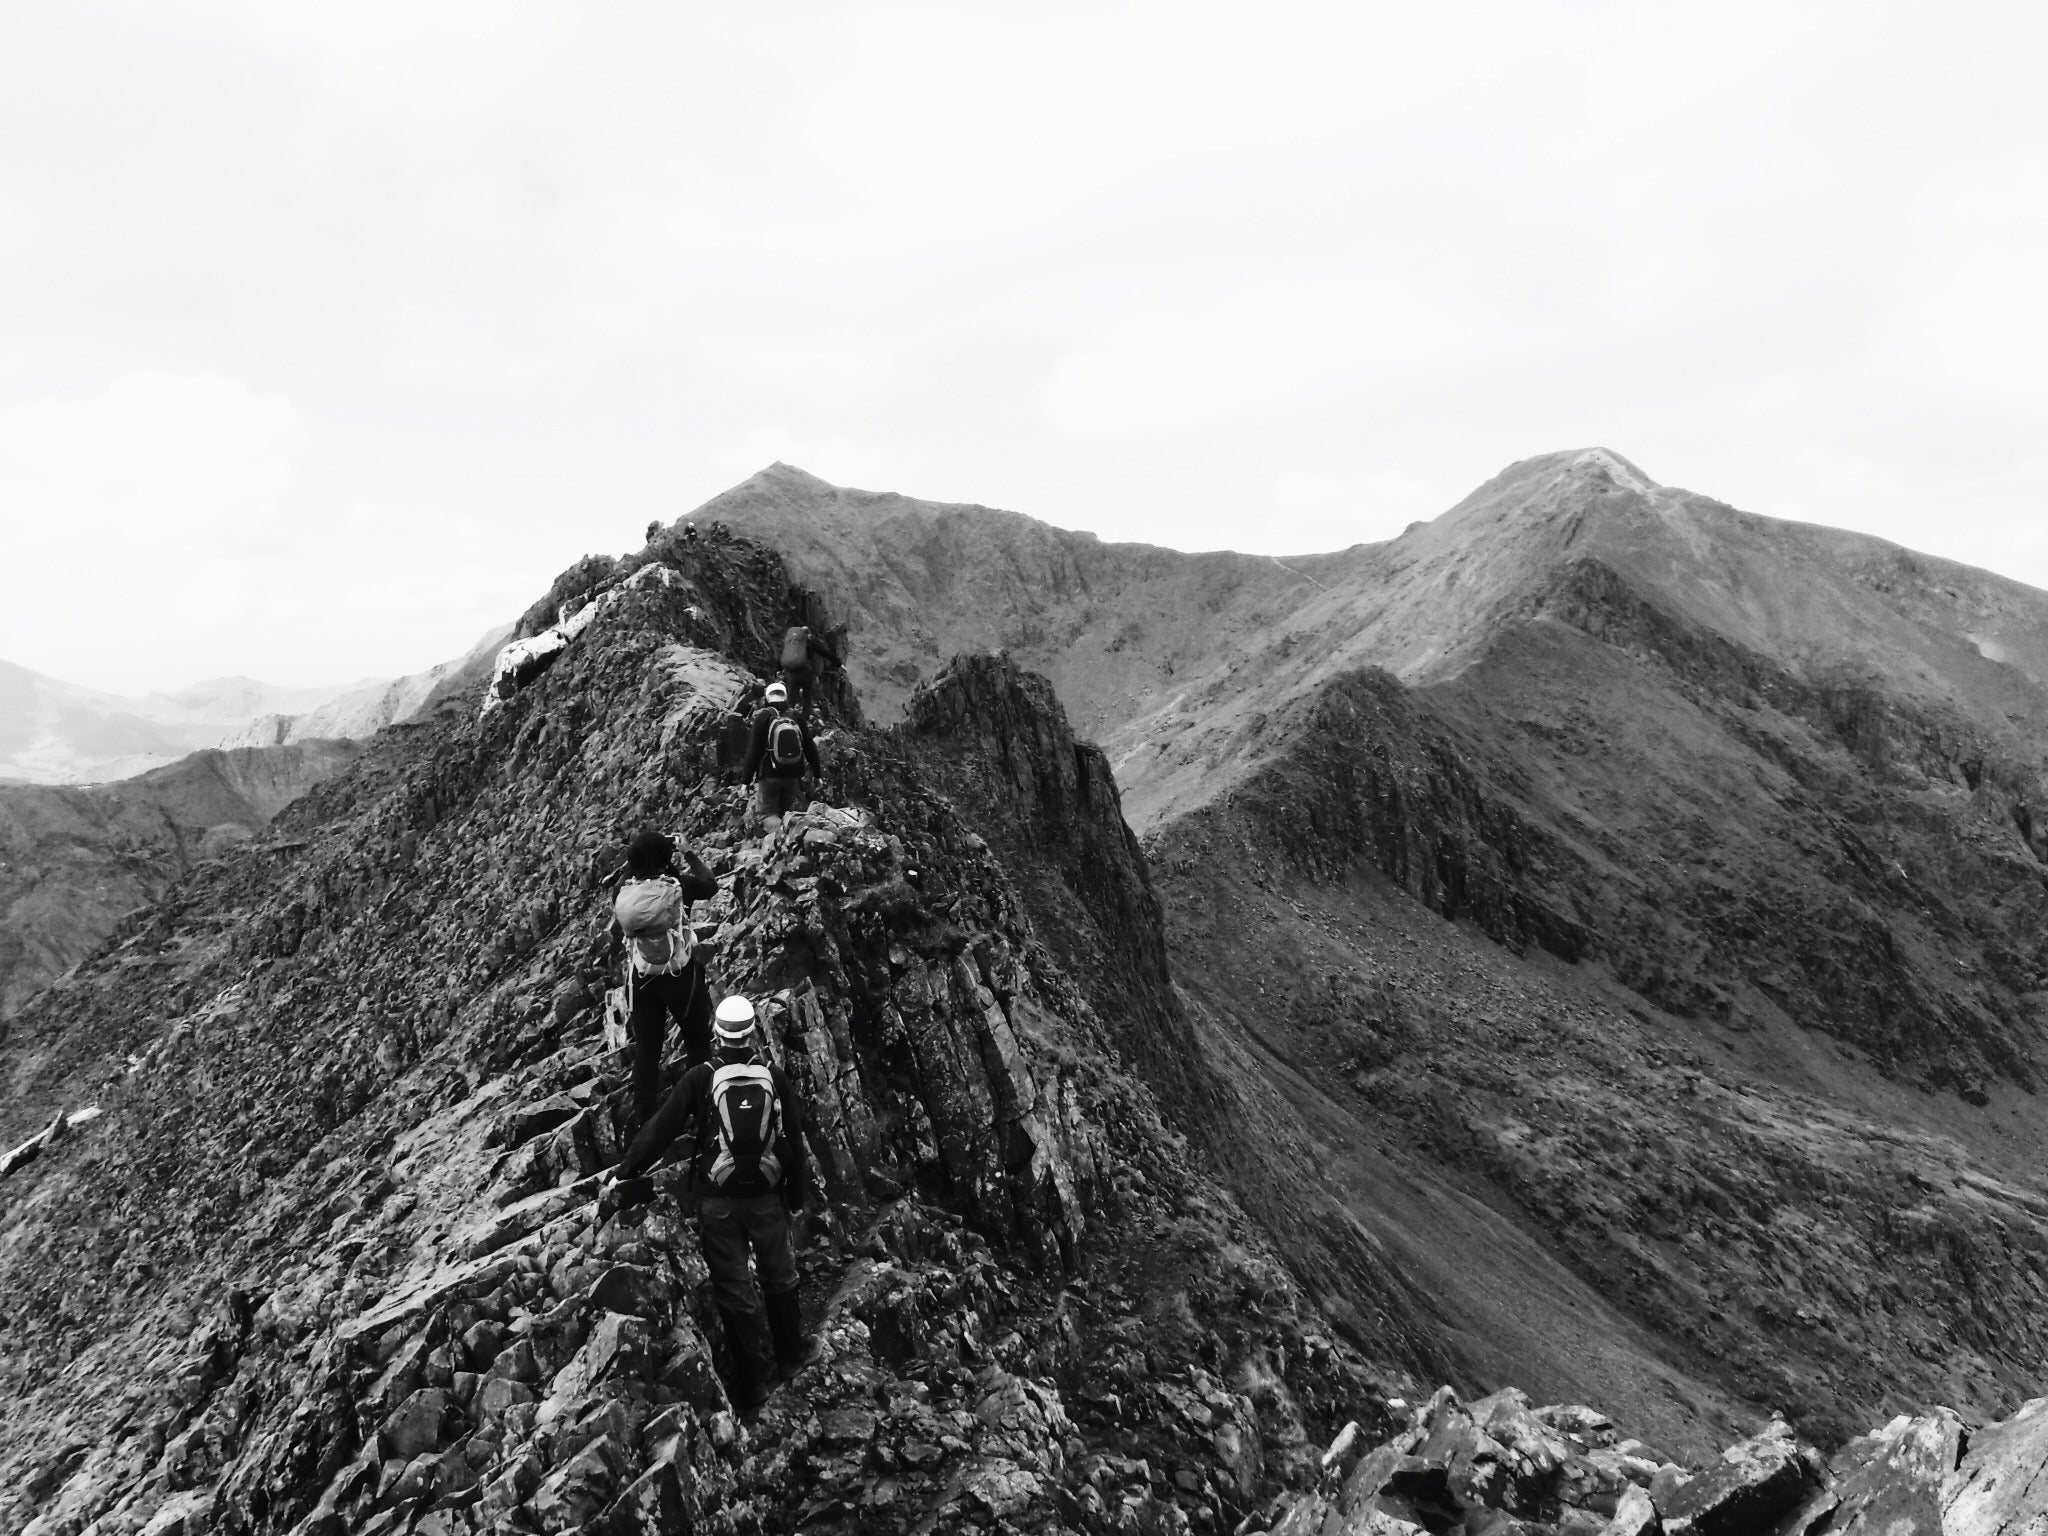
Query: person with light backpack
599 829 719 1125
600 994 815 1412
777 617 840 716
738 680 821 842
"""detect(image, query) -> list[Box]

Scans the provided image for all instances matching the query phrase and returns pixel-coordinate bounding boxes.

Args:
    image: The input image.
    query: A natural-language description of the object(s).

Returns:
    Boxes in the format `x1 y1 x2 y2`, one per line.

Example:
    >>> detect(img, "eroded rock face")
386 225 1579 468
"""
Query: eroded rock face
1944 1396 2048 1536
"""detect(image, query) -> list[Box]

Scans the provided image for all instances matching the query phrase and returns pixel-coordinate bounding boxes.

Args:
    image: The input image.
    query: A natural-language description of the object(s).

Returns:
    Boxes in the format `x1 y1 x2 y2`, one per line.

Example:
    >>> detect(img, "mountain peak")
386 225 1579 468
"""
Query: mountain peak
1566 445 1658 491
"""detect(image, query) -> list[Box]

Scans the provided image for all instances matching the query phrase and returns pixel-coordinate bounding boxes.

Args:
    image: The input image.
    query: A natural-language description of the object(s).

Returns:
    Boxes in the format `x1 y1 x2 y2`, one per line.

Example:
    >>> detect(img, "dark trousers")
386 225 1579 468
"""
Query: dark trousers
753 776 804 826
697 1191 798 1315
630 960 709 1118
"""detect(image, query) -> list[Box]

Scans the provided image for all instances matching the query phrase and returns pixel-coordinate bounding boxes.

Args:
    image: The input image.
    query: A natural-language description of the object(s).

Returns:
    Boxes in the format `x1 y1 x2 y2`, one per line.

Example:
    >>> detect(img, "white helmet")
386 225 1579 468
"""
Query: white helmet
764 681 789 704
713 994 758 1047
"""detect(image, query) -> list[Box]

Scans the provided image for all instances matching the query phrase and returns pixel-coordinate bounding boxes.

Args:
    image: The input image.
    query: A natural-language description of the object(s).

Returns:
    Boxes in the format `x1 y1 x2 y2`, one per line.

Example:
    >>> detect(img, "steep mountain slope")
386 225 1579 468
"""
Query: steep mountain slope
1 629 516 1021
0 741 364 1018
692 454 2048 1447
0 534 1399 1536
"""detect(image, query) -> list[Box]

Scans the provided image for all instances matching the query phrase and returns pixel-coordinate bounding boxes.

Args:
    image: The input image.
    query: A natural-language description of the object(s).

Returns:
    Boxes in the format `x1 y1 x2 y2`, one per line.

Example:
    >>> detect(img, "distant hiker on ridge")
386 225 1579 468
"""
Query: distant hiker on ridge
738 680 820 845
600 994 816 1413
778 618 840 717
598 829 719 1126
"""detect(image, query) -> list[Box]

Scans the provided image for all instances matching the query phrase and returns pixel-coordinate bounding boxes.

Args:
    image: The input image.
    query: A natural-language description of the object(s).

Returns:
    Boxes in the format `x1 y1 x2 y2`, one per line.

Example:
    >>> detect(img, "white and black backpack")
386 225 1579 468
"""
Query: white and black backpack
767 713 805 772
707 1061 783 1196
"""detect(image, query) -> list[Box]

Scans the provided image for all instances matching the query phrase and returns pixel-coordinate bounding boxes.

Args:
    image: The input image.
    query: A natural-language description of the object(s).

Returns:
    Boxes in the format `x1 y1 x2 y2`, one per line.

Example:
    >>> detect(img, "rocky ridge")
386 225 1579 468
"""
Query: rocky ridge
0 531 1389 1536
4 509 2045 1535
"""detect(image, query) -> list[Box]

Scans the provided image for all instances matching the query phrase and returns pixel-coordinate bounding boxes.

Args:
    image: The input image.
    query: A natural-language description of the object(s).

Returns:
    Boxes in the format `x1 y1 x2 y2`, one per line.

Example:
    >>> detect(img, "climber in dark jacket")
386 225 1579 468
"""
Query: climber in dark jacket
597 829 719 1124
738 681 822 840
777 619 842 717
602 995 815 1410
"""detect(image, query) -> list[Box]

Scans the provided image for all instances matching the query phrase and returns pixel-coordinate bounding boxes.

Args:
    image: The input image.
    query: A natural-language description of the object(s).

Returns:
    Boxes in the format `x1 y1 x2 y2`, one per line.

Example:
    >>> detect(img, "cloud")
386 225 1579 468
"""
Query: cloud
4 2 2048 693
0 371 301 547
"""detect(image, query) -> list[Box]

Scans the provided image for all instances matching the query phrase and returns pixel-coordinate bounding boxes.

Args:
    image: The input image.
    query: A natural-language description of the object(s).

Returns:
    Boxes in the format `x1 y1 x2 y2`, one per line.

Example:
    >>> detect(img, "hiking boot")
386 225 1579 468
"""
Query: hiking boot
718 1307 772 1415
764 1288 820 1379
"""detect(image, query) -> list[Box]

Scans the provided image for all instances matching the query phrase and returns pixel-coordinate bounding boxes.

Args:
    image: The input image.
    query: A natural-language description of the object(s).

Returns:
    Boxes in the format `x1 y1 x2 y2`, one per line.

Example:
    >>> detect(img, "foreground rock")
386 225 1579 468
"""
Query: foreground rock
1260 1389 2048 1536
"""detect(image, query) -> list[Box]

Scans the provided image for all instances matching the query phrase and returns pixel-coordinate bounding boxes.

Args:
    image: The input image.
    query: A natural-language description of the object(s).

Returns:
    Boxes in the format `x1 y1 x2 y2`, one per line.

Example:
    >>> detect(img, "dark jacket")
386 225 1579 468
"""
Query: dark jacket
801 630 840 669
617 1051 811 1206
599 850 719 966
741 708 821 782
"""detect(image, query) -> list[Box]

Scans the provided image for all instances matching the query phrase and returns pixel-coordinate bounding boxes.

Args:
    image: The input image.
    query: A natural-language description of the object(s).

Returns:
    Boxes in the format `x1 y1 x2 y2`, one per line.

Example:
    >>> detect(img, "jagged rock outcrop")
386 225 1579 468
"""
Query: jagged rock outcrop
897 655 1182 1101
895 653 1462 1390
1263 1388 2048 1536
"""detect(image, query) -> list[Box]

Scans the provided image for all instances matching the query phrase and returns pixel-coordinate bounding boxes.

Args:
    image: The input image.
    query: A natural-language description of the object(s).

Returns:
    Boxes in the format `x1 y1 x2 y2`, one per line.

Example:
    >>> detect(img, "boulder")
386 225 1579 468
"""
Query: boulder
586 1263 672 1317
528 1435 624 1533
603 1462 686 1536
1661 1420 1825 1536
380 1388 451 1462
1944 1396 2048 1536
1599 1485 1660 1536
497 1095 583 1150
1816 1409 1964 1536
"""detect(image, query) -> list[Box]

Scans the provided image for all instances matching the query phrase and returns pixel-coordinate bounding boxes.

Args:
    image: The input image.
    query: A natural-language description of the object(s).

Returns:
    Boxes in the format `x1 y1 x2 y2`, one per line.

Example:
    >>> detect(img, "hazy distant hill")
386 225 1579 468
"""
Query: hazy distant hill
0 663 360 785
218 623 511 751
2 625 509 785
0 626 508 1014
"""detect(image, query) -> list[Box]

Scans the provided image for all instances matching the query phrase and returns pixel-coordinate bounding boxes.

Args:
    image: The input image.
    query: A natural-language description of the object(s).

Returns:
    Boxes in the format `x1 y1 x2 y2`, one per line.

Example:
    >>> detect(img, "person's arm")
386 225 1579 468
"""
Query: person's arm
616 1069 705 1180
775 1069 812 1209
740 710 769 780
808 632 840 667
802 722 822 779
675 849 718 902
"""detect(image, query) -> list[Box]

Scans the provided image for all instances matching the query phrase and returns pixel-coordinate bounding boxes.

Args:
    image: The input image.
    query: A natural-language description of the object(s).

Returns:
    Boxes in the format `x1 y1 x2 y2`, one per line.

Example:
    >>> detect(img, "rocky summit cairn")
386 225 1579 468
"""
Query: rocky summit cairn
1 520 2044 1536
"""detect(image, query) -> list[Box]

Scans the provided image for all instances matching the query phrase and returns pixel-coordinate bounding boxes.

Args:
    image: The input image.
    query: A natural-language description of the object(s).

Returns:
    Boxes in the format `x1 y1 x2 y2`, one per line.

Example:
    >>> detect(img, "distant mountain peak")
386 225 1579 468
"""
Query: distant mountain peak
1567 446 1658 491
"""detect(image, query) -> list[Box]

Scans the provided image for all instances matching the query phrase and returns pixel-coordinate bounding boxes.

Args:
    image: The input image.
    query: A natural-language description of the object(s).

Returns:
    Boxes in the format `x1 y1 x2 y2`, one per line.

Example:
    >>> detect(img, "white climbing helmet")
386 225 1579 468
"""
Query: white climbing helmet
713 994 758 1047
764 681 788 704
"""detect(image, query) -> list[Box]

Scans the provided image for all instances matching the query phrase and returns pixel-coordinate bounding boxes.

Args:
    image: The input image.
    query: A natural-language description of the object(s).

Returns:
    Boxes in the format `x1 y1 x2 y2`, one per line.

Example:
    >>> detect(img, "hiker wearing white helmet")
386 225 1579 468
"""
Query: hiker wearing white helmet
739 679 821 842
601 993 816 1412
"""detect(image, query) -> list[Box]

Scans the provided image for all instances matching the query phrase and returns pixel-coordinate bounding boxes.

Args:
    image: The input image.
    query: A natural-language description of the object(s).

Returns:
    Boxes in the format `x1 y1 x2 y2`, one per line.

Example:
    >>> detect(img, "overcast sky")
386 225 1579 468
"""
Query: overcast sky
2 2 2045 695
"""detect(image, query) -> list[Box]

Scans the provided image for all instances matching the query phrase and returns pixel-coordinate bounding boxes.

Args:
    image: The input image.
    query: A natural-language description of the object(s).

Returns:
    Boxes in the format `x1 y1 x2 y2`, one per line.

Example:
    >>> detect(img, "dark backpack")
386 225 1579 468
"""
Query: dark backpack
780 626 811 670
707 1062 783 1196
767 713 805 772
